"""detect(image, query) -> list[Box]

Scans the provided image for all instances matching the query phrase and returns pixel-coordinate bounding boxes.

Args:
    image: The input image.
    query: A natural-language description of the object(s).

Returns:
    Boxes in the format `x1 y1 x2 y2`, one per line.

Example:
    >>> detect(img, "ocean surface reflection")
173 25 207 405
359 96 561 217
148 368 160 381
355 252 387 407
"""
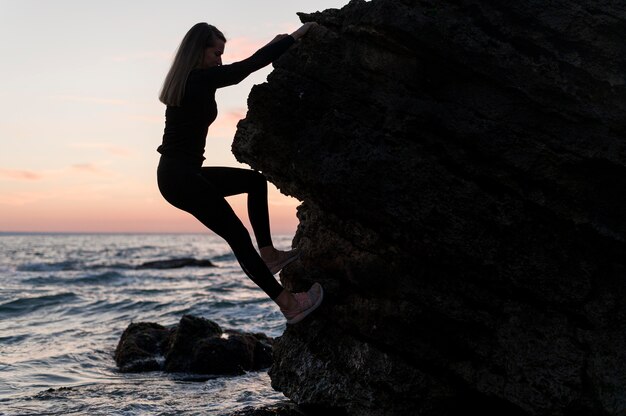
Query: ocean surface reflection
0 233 292 415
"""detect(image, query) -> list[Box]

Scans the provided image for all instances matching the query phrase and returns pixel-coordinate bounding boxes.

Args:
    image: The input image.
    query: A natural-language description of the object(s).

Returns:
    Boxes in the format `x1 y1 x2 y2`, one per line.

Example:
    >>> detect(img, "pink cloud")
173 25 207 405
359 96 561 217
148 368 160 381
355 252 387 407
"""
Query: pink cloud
110 51 172 62
127 114 164 125
0 162 115 184
72 163 99 172
221 109 246 125
0 168 43 181
53 95 129 106
69 142 132 157
223 37 265 62
70 163 114 176
207 108 246 137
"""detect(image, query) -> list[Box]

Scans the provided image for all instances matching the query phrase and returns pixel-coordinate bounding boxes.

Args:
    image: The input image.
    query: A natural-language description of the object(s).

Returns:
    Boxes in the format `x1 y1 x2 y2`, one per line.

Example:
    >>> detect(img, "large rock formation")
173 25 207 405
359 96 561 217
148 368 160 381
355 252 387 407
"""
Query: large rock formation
232 0 626 415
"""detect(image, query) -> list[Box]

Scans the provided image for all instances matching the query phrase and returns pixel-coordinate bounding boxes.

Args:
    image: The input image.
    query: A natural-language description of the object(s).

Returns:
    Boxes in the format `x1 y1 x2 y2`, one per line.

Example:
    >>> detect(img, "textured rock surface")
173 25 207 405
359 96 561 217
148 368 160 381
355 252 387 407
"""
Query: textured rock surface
232 0 626 415
114 315 273 375
114 322 170 372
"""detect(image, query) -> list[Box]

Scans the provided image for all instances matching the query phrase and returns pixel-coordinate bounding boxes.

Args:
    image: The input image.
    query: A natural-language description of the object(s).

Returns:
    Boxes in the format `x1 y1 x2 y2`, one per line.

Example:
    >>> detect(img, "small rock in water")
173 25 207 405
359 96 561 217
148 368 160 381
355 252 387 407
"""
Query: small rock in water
136 257 216 269
114 315 273 375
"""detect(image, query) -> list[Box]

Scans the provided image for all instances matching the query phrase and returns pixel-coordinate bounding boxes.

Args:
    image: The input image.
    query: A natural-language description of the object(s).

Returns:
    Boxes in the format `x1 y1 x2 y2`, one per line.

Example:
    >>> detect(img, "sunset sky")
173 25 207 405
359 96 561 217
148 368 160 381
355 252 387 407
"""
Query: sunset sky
0 0 346 234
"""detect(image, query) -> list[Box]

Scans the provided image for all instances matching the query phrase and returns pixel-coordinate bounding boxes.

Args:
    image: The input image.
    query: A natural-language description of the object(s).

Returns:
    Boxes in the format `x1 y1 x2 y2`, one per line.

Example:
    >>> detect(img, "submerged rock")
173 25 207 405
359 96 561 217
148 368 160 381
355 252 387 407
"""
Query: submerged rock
136 258 216 269
114 315 273 375
233 0 626 415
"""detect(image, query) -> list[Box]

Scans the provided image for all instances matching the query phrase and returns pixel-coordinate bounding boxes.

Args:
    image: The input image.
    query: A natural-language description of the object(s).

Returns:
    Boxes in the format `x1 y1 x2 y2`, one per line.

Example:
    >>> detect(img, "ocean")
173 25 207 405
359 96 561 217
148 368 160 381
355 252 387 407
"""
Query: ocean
0 233 293 415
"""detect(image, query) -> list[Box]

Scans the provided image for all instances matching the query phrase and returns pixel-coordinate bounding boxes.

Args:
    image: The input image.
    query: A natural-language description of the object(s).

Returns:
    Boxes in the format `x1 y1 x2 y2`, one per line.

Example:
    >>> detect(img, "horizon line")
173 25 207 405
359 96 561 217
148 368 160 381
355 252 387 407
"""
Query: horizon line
0 230 296 236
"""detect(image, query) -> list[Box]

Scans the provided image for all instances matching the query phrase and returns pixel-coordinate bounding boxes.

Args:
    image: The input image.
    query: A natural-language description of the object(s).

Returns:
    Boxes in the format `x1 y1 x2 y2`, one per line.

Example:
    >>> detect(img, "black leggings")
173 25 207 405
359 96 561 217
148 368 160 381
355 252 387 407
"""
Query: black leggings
157 156 284 299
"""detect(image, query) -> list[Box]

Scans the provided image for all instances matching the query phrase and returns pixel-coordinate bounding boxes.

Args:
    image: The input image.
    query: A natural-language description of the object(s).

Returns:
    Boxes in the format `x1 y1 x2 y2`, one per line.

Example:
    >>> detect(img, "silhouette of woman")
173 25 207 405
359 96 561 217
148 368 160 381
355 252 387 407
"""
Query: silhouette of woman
157 22 323 324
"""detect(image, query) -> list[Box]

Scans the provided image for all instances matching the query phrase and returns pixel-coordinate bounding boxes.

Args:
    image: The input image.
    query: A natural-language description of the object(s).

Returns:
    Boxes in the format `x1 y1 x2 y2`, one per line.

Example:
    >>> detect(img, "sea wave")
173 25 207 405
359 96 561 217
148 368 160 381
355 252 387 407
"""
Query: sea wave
17 260 82 272
0 233 287 414
0 292 79 318
15 257 225 272
0 334 29 345
22 271 126 286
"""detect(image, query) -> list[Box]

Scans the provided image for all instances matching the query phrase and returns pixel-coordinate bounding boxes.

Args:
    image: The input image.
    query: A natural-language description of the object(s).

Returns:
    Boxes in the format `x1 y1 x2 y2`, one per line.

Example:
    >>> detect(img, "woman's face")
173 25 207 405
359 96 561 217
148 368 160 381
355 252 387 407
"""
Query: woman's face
202 39 225 68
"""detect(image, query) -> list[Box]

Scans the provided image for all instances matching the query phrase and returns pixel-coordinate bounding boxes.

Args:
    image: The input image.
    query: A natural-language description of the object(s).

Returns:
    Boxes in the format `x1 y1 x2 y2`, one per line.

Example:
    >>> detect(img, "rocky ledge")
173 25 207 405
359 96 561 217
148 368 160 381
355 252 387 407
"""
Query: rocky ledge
114 315 272 375
233 0 626 415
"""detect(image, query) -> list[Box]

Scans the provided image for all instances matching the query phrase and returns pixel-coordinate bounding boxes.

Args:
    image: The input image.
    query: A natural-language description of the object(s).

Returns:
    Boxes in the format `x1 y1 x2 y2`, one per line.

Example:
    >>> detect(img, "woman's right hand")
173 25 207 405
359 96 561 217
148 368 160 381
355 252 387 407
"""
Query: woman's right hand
290 22 318 40
266 34 290 46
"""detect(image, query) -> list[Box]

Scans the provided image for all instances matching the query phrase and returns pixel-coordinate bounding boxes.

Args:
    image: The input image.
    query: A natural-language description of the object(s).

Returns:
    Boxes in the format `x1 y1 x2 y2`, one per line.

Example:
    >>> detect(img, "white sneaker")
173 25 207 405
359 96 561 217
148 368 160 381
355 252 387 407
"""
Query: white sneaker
265 249 299 274
281 283 324 324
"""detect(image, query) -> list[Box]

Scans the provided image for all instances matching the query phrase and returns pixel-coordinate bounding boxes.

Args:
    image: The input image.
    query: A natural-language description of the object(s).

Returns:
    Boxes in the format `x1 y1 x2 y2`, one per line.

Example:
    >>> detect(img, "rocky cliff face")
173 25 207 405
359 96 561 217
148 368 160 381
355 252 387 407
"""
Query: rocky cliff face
233 0 626 415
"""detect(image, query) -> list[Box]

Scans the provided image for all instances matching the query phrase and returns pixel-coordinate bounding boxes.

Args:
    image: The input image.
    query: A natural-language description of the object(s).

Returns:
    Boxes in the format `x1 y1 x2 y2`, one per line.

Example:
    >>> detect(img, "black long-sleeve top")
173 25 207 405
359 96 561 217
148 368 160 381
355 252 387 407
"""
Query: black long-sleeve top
157 35 295 165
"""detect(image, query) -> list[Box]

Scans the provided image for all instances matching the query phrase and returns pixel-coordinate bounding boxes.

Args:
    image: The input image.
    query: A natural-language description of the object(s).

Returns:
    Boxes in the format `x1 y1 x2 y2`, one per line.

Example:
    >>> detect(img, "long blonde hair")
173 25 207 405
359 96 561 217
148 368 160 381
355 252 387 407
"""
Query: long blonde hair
159 23 226 107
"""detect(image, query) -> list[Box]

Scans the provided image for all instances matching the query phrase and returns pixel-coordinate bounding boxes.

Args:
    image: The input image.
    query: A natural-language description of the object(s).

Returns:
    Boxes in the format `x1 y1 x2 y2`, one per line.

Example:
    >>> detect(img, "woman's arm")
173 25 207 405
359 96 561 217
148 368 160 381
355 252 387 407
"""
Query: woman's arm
201 23 318 89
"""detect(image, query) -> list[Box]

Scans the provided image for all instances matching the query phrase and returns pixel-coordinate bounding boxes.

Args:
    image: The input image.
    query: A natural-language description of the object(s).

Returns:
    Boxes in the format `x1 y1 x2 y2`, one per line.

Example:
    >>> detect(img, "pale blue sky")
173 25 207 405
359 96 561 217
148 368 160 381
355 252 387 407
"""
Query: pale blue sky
0 0 347 232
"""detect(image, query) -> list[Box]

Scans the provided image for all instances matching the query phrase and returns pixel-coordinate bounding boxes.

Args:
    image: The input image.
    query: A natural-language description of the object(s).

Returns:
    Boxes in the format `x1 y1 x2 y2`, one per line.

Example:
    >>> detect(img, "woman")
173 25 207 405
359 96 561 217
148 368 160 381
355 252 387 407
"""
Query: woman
157 22 323 324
